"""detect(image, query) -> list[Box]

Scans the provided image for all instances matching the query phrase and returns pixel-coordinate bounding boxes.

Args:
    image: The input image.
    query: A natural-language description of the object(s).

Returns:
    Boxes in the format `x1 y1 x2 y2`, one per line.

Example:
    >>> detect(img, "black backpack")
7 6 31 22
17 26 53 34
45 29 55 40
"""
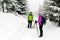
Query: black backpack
42 16 46 24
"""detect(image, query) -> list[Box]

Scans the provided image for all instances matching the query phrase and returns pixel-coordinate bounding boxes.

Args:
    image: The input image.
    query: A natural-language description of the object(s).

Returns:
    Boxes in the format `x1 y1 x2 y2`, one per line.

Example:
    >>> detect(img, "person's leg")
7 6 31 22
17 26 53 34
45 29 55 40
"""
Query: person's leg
40 25 43 36
30 21 32 28
39 24 43 37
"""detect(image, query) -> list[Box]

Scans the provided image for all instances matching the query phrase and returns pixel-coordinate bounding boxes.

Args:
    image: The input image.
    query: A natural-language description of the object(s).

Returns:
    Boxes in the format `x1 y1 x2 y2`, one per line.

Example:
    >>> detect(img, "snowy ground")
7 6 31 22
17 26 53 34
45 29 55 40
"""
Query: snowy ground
0 12 60 40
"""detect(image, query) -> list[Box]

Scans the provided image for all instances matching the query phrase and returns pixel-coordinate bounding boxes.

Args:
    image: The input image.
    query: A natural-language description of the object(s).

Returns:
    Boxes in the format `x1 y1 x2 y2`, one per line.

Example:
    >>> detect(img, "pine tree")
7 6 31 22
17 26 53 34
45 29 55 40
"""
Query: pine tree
0 0 27 15
1 0 13 12
44 0 60 14
14 0 27 15
44 0 60 26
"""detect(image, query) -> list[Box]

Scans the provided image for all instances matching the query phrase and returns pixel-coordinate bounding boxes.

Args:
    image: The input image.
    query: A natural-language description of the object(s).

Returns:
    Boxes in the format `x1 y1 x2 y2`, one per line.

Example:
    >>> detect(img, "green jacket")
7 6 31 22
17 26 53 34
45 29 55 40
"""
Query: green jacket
28 13 33 21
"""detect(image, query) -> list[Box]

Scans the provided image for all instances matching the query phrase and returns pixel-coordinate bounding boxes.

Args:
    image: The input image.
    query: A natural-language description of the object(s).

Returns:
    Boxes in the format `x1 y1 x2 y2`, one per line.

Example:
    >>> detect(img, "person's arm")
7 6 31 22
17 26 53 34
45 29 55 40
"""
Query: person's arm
32 15 34 21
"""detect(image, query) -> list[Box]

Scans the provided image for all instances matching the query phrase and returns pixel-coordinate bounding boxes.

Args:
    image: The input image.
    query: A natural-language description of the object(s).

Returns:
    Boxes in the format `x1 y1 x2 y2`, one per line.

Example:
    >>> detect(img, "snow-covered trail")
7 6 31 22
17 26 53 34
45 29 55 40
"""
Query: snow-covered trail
0 12 27 40
0 12 60 40
18 19 60 40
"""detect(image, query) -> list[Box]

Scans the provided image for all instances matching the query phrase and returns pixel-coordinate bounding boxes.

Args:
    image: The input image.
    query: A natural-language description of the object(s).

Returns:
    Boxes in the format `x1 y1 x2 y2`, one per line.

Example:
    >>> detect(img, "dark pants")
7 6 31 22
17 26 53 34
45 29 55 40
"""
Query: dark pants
39 24 43 36
28 21 32 28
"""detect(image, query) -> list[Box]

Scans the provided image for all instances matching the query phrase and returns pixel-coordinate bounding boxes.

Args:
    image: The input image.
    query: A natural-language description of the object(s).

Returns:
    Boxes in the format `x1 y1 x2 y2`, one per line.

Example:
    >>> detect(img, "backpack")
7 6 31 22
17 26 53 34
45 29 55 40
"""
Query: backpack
42 16 46 24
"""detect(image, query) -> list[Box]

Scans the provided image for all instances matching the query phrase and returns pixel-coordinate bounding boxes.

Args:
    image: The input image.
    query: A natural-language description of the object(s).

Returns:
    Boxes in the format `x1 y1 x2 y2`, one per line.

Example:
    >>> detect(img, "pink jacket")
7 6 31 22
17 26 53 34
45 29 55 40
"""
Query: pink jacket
37 14 43 24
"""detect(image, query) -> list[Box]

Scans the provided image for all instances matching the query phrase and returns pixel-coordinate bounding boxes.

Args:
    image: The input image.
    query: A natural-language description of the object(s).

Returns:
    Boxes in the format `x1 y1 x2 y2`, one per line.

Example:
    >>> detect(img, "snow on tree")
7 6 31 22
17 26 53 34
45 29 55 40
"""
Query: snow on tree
0 0 27 15
43 0 60 14
13 0 27 15
0 0 13 13
43 0 60 26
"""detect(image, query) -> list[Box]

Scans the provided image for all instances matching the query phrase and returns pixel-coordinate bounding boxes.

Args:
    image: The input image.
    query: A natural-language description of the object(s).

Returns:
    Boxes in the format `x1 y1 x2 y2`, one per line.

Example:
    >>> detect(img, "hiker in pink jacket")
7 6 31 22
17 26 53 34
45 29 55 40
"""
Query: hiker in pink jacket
37 13 43 37
38 14 43 24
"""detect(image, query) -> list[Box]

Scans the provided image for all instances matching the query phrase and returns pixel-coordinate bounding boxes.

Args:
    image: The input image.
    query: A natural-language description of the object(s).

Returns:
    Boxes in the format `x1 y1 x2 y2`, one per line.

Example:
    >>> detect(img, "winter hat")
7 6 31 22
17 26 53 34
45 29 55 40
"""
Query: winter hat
38 13 42 16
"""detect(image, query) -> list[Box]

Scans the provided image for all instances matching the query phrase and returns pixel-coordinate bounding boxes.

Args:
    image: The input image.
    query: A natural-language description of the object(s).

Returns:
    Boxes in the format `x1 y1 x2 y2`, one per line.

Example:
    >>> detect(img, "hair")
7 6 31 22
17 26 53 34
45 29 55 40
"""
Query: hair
30 12 32 13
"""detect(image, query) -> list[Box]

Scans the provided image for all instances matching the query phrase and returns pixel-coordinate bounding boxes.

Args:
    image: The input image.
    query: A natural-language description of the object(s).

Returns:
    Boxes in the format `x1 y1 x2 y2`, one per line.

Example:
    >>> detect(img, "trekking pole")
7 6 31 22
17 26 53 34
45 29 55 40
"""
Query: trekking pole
36 23 39 35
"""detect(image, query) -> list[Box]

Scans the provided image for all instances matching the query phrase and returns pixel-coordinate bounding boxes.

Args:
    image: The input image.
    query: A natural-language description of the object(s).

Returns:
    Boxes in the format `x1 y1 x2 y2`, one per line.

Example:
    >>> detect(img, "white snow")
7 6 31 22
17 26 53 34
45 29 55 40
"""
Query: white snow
0 12 60 40
0 12 27 40
26 0 44 14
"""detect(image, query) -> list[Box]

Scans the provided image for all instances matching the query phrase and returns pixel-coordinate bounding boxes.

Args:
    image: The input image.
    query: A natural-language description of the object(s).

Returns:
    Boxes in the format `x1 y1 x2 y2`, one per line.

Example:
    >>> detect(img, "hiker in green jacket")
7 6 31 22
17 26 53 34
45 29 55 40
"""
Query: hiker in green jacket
27 12 34 28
